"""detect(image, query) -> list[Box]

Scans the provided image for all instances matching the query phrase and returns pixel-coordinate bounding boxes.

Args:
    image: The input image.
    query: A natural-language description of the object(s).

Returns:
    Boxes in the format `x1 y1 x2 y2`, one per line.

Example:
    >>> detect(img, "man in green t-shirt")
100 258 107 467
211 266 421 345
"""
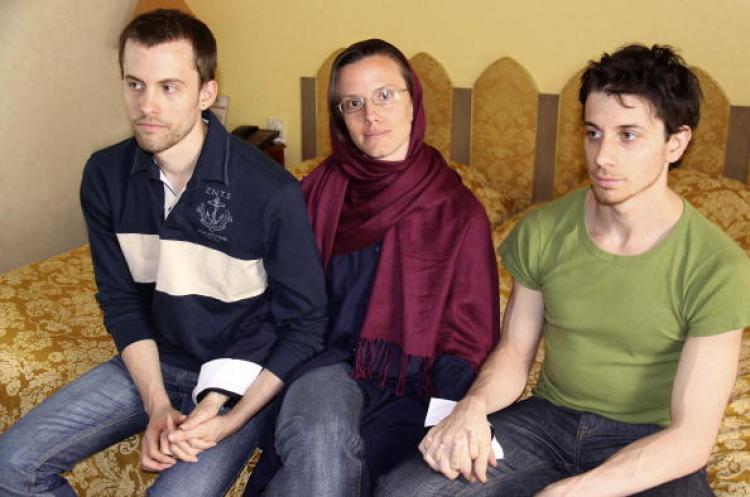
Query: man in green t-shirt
376 45 750 497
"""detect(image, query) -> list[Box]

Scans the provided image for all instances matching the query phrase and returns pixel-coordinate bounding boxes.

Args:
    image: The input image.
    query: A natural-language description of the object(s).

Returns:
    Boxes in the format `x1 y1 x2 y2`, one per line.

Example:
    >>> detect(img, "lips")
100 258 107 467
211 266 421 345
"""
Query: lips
592 176 622 188
136 120 167 131
364 130 389 138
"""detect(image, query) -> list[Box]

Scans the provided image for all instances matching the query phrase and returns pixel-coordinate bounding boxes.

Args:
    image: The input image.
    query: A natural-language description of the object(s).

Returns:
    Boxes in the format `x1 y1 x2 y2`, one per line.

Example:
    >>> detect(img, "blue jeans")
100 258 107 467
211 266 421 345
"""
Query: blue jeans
263 363 366 497
375 396 714 497
0 356 267 497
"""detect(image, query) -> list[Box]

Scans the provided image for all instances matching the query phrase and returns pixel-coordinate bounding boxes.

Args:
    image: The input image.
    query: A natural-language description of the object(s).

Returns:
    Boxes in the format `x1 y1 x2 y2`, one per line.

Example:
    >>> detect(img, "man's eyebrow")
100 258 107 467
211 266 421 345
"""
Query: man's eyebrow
157 78 186 85
123 75 186 85
583 121 646 130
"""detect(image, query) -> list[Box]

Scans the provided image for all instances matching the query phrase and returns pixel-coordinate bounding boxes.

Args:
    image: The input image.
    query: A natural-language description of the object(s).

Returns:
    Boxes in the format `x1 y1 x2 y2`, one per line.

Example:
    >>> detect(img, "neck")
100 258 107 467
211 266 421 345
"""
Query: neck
155 118 207 193
585 179 683 256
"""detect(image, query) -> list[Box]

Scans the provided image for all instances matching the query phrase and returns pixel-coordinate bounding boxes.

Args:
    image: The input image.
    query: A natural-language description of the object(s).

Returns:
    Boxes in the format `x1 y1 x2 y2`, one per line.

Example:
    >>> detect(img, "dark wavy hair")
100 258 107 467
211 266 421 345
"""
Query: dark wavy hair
579 44 702 138
118 9 217 85
328 39 414 143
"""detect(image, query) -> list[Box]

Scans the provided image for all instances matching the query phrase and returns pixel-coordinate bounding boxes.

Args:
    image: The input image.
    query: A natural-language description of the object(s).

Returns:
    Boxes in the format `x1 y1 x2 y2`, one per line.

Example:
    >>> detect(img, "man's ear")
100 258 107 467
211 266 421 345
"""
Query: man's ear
198 80 218 110
666 125 692 164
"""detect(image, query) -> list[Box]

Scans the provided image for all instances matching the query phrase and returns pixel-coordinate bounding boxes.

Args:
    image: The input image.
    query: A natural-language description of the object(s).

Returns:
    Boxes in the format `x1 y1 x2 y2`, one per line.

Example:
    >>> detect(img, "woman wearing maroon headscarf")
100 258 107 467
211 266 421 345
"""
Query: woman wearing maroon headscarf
249 39 499 497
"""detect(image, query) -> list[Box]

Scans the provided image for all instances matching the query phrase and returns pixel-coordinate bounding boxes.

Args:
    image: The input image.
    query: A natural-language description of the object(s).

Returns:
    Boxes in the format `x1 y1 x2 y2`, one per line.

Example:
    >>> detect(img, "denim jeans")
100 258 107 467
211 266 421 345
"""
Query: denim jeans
375 396 714 497
263 363 366 497
0 355 267 497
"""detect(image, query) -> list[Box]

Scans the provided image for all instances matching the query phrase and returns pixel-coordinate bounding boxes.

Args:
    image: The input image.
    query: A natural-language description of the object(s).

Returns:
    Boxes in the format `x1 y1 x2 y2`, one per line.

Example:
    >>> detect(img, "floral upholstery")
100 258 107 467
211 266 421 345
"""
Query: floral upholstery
410 52 453 159
1 163 747 495
554 69 587 198
471 57 539 215
679 68 731 178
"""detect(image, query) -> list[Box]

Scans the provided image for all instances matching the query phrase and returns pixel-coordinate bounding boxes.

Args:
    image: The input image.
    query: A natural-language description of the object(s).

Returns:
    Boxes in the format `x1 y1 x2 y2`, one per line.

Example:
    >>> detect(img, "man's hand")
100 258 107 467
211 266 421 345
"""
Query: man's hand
140 402 186 472
181 391 229 431
169 413 237 452
167 392 228 462
419 396 497 482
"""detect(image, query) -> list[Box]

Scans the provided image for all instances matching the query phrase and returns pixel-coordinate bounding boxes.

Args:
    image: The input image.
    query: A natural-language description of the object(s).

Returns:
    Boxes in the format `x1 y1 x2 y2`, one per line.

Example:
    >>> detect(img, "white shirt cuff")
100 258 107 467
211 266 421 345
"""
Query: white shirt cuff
192 358 263 404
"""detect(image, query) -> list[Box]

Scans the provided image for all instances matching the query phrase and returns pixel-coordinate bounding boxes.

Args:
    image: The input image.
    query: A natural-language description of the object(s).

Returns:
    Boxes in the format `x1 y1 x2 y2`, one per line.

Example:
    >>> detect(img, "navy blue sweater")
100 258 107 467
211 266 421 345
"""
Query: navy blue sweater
79 113 327 389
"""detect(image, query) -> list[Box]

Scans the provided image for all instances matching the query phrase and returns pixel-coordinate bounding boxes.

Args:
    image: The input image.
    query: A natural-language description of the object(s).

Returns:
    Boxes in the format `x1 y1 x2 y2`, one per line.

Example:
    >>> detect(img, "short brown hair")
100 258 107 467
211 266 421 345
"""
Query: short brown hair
118 9 217 85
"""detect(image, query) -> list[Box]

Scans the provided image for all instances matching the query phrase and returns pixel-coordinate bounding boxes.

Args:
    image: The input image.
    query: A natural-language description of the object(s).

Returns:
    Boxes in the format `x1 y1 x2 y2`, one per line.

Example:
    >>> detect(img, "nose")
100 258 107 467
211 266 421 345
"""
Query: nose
139 88 160 116
362 99 379 124
593 135 616 170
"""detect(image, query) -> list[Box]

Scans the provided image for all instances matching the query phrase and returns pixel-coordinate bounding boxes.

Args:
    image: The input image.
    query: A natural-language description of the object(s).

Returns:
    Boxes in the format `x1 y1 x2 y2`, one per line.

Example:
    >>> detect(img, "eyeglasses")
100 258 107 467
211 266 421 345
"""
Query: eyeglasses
336 86 409 114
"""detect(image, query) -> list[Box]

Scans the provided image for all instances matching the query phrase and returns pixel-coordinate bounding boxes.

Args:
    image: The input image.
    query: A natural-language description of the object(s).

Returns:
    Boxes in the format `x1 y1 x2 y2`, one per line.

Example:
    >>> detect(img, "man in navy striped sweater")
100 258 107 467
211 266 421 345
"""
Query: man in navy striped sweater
0 9 327 497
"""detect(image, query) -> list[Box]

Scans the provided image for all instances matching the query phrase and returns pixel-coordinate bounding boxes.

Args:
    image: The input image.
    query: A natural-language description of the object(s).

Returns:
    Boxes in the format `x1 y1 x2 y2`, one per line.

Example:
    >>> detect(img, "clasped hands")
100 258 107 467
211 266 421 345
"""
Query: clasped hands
418 397 498 483
140 392 234 471
419 398 582 497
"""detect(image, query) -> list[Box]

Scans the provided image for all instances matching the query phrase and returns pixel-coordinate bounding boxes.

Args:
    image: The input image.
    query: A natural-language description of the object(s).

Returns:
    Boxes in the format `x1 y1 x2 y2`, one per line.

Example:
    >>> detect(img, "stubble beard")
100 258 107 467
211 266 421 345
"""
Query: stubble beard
589 166 665 208
132 118 196 154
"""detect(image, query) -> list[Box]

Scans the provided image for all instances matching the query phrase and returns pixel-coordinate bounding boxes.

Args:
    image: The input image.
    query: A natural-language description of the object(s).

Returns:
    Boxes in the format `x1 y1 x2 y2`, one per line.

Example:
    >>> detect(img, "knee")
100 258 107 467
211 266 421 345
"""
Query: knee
275 367 361 449
275 408 362 455
0 431 39 487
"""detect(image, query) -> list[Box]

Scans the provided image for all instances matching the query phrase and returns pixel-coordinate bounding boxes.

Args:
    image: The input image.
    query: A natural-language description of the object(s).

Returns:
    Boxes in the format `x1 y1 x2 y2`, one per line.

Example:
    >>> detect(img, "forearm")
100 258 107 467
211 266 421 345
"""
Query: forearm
463 342 535 415
167 369 283 451
560 426 711 497
463 281 543 415
548 331 743 497
220 369 283 435
121 339 169 415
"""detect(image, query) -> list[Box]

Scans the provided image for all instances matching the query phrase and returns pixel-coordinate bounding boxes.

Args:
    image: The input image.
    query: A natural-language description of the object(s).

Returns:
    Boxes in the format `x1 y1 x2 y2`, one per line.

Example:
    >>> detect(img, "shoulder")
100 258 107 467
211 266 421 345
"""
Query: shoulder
682 201 750 277
677 200 750 335
531 188 585 224
81 138 138 199
84 138 137 175
511 187 586 239
499 188 586 270
227 136 301 200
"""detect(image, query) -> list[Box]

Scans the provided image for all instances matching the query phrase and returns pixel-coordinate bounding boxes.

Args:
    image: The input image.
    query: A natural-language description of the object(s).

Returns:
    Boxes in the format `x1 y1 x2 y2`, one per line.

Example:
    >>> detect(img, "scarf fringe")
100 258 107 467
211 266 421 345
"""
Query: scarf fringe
354 338 435 397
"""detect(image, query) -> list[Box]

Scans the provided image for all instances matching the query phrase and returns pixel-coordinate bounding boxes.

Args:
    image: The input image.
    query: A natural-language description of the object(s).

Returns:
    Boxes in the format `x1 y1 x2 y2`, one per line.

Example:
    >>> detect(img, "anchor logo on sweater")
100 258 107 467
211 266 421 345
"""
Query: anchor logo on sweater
197 196 233 232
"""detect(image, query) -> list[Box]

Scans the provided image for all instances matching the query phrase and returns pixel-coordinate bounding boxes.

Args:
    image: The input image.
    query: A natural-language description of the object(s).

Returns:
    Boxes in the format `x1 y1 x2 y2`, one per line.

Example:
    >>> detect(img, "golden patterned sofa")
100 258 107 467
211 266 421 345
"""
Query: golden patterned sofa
3 48 750 495
2 161 749 496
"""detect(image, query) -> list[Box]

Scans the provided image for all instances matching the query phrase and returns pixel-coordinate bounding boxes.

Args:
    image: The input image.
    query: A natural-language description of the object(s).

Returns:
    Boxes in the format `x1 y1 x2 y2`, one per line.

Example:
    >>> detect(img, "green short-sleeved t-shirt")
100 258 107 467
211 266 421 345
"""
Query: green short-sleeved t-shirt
500 188 750 426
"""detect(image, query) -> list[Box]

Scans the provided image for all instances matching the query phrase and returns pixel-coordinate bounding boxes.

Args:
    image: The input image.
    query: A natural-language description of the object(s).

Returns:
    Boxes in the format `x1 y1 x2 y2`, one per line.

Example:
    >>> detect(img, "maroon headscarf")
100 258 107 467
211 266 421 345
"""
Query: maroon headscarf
303 65 498 392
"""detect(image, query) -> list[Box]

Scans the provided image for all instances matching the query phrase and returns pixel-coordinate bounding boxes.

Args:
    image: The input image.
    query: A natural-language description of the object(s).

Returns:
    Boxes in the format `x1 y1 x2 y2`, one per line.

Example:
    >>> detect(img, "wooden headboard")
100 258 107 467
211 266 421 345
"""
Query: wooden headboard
300 50 750 214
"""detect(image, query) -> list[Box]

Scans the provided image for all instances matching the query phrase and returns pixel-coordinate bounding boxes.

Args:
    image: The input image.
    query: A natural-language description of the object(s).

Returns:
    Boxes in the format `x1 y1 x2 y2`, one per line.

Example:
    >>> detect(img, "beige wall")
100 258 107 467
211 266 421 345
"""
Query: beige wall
3 0 749 271
189 0 750 166
0 0 135 272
